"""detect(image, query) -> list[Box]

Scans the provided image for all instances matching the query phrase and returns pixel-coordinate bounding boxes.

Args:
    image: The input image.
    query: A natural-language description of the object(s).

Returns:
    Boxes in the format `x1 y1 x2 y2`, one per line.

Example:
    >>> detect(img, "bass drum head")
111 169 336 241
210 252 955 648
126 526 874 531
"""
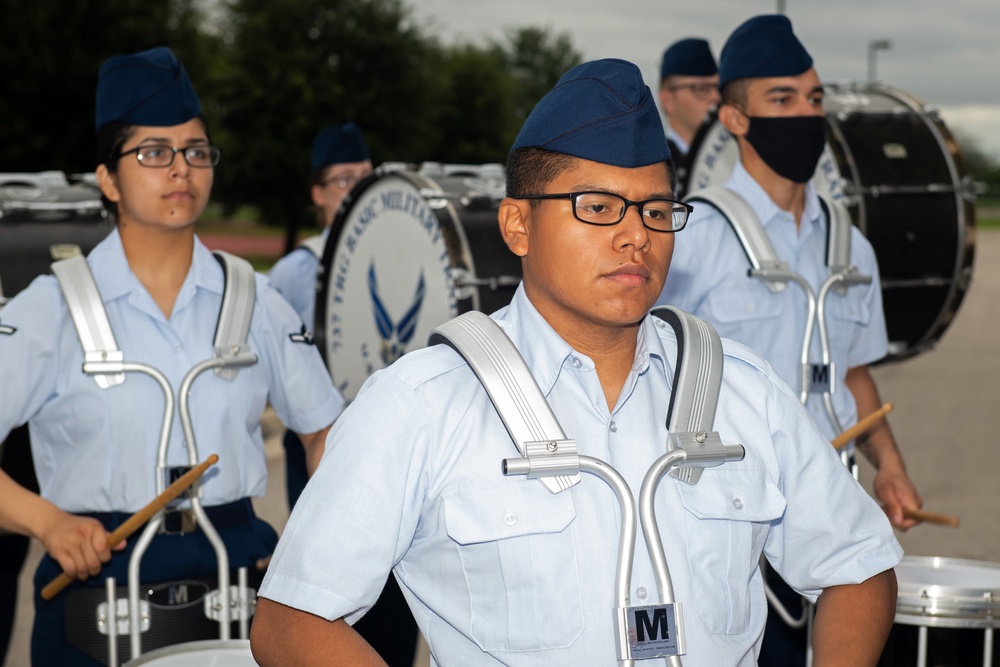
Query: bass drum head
684 82 976 363
315 163 520 400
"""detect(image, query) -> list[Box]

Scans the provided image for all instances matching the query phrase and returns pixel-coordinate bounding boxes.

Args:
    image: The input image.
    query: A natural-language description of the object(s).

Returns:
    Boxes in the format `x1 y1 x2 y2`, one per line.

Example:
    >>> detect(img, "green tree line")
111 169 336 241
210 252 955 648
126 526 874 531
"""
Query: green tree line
2 0 582 232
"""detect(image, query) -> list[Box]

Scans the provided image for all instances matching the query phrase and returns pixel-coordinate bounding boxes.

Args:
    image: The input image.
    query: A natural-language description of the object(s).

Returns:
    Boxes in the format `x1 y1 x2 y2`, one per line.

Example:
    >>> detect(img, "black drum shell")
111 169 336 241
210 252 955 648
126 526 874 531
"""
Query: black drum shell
0 174 111 299
65 576 259 665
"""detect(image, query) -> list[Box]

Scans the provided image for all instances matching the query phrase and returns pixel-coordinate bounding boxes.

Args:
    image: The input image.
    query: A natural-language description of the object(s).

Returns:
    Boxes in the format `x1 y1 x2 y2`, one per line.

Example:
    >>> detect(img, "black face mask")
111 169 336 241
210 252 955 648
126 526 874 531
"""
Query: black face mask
744 115 827 183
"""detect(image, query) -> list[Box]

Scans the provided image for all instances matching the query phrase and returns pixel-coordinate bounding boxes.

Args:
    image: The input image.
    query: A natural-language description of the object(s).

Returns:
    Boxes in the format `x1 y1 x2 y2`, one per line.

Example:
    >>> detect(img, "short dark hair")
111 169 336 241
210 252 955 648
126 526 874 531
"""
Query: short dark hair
96 115 212 218
720 79 750 109
506 147 677 202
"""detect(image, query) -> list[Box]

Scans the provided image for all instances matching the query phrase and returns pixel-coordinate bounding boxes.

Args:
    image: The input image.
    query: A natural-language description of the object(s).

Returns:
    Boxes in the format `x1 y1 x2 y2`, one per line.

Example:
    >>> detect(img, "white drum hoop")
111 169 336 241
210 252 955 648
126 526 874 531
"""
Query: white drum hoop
123 639 255 666
893 555 1000 629
683 81 976 363
314 162 520 401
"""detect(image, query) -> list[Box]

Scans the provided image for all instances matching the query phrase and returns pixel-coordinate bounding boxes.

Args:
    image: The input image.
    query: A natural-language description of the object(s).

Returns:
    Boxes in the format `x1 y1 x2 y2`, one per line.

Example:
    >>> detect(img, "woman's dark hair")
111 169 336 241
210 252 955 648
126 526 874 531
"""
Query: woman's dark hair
505 147 677 203
95 114 213 218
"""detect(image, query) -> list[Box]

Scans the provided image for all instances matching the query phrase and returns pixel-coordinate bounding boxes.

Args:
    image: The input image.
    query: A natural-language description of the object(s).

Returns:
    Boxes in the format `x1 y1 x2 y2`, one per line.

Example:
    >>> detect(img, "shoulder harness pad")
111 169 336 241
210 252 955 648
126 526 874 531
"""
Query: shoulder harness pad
429 307 731 489
53 250 256 387
685 186 853 293
298 235 326 260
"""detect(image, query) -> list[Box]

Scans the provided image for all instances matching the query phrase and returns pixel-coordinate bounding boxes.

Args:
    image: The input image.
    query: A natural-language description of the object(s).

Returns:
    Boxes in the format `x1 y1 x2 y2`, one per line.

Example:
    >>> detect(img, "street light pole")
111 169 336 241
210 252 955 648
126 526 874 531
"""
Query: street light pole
868 39 892 81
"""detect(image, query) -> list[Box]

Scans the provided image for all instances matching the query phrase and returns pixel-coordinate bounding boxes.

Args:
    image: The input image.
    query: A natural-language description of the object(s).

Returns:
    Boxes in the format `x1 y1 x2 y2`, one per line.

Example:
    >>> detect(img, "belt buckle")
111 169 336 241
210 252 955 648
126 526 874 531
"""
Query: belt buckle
161 507 197 535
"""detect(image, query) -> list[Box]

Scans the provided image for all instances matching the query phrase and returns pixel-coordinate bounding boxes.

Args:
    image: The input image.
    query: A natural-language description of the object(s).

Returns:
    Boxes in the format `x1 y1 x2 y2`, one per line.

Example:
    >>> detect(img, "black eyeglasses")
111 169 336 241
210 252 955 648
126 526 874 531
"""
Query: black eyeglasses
515 191 692 232
667 82 718 99
117 144 222 168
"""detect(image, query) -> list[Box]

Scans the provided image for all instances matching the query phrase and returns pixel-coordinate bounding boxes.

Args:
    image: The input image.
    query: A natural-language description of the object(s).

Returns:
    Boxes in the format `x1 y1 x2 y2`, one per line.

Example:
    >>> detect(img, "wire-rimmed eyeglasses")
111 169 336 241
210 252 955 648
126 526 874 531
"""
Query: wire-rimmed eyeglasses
117 144 222 168
514 191 692 232
319 172 371 190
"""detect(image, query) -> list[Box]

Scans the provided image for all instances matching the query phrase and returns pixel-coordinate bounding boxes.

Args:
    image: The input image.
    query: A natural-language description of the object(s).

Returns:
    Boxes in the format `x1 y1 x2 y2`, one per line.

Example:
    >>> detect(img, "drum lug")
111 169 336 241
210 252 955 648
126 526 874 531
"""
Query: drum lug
97 598 151 636
204 585 258 622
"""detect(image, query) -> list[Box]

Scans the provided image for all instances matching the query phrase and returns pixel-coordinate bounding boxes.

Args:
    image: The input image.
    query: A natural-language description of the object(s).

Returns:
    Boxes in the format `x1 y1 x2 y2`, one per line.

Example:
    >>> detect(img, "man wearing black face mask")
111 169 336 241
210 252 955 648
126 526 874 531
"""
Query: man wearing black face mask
656 15 921 666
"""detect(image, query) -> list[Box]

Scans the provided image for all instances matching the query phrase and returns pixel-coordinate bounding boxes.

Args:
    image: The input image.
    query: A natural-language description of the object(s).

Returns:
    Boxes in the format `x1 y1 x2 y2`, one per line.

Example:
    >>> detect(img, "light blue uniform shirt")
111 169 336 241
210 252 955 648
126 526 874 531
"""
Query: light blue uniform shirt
666 126 690 156
657 163 888 440
0 228 343 512
268 230 328 331
261 286 901 667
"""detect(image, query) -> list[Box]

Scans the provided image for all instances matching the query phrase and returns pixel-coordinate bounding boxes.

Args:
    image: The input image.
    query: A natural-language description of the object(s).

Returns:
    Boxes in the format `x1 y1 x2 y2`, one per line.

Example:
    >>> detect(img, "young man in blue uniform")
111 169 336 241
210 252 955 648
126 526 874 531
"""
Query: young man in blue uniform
269 122 373 344
658 37 720 161
0 47 344 665
251 58 901 667
655 15 922 665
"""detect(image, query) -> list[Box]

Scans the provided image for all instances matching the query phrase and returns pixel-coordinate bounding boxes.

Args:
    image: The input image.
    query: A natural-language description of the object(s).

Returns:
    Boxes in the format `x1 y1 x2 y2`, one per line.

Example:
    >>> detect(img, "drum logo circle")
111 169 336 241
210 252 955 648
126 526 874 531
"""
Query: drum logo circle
323 176 458 398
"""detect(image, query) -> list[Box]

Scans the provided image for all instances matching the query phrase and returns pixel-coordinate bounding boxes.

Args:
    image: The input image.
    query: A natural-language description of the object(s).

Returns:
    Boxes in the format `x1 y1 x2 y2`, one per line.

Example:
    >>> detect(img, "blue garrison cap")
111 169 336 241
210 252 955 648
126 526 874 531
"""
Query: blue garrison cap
311 123 370 172
510 58 670 167
95 47 201 133
718 15 813 90
660 38 718 81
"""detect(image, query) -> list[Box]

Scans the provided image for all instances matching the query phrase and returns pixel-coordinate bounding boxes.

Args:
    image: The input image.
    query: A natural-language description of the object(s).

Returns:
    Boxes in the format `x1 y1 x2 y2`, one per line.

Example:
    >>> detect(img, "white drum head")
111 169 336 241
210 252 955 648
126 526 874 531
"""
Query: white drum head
123 640 255 666
317 171 469 400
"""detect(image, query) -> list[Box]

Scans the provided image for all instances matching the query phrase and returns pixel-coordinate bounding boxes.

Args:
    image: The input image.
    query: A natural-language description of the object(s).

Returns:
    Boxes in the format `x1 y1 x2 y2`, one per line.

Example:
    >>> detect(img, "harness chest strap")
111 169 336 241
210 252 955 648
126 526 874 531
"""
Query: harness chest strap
298 234 326 260
428 307 730 489
684 186 854 293
52 250 256 387
428 311 580 494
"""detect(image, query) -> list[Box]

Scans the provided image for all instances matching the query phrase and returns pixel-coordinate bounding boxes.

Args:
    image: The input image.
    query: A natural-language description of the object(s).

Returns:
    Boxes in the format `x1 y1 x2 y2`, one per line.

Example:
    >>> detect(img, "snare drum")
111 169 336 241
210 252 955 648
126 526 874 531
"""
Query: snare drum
315 162 521 400
684 82 976 362
879 556 1000 667
123 639 256 666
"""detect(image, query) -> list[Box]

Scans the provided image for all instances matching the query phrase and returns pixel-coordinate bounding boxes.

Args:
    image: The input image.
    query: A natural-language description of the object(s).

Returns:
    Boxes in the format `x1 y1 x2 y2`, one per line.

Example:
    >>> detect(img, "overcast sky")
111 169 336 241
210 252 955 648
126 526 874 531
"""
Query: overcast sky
406 0 1000 159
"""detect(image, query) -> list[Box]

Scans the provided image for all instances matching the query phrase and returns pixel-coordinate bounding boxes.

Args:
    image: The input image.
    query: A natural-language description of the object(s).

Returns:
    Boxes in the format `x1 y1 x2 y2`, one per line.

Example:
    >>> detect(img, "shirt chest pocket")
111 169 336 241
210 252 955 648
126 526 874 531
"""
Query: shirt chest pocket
444 482 584 652
676 469 786 636
702 286 783 341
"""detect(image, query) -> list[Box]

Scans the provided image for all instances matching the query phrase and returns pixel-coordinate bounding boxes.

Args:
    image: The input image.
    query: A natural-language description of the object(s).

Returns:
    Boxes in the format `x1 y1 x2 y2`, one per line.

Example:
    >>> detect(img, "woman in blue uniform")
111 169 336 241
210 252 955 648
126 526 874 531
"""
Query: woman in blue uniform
0 47 343 666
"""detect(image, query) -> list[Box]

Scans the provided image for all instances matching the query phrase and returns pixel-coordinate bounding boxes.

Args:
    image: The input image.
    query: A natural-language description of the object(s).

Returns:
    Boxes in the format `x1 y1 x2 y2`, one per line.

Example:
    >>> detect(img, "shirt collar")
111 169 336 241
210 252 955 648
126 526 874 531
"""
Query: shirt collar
666 127 690 155
499 285 666 396
727 162 824 233
88 228 225 311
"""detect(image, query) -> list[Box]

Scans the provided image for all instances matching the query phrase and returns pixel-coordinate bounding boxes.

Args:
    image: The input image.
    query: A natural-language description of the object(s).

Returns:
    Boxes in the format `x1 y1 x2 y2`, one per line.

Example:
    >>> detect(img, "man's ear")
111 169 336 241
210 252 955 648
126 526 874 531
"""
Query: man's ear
718 103 749 137
311 184 327 208
658 86 674 116
498 197 530 258
95 164 120 203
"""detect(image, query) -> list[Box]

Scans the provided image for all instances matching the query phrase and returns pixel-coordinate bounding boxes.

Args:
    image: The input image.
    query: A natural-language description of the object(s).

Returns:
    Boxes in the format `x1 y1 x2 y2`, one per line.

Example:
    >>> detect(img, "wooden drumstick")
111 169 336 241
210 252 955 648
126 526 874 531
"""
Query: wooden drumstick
41 454 220 601
902 507 960 527
831 403 894 449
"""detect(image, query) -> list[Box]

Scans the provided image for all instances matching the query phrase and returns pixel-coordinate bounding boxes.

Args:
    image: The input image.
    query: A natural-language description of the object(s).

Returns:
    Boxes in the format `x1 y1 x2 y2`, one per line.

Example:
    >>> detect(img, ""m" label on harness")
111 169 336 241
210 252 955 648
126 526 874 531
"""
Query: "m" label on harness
808 362 832 394
620 603 683 659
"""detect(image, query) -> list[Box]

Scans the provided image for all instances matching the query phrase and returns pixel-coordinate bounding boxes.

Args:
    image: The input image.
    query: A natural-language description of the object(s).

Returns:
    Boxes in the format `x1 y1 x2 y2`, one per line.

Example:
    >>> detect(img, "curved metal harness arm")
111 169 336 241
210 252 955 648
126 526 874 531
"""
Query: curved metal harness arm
428 309 743 664
52 251 259 662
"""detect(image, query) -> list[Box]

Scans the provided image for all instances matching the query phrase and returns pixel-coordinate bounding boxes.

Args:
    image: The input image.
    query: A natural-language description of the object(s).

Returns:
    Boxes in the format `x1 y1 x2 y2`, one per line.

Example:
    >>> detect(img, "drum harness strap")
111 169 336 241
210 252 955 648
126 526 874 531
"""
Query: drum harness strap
297 234 326 260
51 250 260 658
684 188 870 653
683 186 870 436
429 308 744 665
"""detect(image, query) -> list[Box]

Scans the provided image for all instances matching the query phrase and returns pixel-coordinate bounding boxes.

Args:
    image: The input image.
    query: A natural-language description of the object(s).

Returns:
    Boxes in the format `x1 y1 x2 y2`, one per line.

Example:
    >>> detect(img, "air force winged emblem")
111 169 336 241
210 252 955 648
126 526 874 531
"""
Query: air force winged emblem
368 262 425 366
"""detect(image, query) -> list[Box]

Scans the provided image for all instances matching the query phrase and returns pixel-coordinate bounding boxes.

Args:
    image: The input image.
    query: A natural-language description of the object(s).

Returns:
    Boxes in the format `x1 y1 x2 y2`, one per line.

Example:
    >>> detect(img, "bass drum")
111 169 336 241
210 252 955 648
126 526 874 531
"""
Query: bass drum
315 162 521 400
683 82 977 362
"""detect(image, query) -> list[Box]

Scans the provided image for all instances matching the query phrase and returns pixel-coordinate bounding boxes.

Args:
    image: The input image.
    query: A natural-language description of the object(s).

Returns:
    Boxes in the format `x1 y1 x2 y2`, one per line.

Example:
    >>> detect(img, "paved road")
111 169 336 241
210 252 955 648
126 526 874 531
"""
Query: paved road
5 230 999 666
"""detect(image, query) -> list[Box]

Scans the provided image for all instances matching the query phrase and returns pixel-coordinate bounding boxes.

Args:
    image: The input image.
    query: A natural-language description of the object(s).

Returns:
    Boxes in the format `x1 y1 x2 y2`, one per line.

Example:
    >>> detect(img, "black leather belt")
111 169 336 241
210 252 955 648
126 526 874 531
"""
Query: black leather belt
83 498 255 535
